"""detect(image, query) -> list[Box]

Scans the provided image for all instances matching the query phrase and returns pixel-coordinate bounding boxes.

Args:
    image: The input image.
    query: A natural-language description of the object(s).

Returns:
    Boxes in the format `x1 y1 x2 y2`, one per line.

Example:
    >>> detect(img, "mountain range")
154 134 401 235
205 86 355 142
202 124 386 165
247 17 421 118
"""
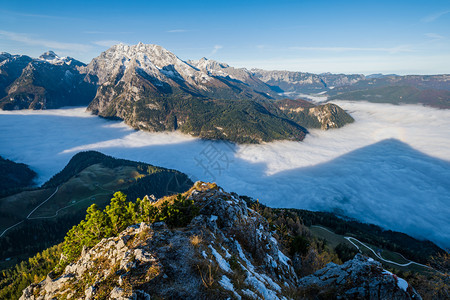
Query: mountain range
252 69 450 108
1 43 449 144
0 51 96 109
1 44 356 143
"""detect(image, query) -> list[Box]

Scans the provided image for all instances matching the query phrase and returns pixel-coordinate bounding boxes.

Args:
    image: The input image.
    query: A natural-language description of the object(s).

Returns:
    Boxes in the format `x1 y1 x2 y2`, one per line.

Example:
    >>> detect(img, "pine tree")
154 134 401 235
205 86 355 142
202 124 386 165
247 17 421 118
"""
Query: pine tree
84 204 109 246
105 192 131 235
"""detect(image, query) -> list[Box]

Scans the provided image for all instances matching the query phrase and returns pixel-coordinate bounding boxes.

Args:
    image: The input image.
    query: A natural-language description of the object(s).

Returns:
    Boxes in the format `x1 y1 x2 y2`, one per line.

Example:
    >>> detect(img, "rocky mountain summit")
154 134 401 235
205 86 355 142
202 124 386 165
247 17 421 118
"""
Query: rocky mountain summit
37 51 85 67
20 182 420 299
84 43 274 105
188 57 278 97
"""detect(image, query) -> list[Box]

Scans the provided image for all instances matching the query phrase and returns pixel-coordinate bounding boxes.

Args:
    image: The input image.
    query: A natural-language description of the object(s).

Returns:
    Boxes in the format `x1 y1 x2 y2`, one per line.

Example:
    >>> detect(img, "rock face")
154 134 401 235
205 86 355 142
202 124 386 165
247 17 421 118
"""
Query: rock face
188 57 279 97
20 182 419 300
0 51 96 110
308 103 354 129
0 53 33 99
298 254 422 299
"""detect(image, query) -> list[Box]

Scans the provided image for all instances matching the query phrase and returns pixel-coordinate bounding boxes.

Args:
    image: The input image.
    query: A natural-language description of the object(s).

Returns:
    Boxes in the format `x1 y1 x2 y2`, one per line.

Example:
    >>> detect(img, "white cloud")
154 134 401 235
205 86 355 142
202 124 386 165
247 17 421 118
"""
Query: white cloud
288 45 414 54
167 29 188 33
425 33 445 40
228 54 450 75
84 31 132 34
421 10 450 23
92 40 124 47
210 45 223 56
0 30 93 52
0 102 449 249
0 9 81 21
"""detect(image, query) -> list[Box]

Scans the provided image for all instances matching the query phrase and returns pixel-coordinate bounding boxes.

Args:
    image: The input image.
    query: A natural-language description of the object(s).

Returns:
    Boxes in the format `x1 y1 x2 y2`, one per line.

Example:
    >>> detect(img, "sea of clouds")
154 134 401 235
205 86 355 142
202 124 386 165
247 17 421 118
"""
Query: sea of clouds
0 101 449 249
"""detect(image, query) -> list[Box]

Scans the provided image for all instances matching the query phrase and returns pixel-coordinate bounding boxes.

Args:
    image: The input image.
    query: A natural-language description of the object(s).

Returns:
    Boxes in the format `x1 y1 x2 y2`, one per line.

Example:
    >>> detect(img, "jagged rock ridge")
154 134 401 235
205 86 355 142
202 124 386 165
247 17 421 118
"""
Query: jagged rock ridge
21 182 420 299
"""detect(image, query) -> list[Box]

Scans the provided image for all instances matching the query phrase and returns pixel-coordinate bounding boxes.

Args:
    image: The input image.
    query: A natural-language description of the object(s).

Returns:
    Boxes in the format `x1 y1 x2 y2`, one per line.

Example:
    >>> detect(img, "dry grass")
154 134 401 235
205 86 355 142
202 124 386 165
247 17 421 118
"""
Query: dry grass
190 235 203 247
197 263 216 288
152 181 218 208
137 226 151 241
145 265 160 281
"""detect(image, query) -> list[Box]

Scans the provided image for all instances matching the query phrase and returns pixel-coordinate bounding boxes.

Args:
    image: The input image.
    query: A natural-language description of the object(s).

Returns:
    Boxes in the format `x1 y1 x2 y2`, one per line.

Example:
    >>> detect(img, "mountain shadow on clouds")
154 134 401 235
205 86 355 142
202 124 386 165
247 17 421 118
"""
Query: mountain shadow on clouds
69 136 450 249
265 138 450 249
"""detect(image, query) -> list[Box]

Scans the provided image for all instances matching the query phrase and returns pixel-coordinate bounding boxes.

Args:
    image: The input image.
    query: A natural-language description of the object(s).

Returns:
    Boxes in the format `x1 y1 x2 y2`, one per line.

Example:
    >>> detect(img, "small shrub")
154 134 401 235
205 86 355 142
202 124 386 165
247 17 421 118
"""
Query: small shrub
158 194 199 228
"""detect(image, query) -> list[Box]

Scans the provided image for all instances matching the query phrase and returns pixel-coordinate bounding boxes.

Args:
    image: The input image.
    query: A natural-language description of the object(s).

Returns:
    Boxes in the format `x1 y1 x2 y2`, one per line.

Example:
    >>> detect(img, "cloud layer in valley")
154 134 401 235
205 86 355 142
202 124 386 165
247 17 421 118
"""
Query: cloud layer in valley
0 101 449 249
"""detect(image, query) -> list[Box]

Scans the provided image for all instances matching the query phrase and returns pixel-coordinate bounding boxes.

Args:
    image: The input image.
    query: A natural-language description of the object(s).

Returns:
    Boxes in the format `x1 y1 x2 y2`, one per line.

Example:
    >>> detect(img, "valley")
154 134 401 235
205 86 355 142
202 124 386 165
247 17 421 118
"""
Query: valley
0 151 192 271
309 226 439 275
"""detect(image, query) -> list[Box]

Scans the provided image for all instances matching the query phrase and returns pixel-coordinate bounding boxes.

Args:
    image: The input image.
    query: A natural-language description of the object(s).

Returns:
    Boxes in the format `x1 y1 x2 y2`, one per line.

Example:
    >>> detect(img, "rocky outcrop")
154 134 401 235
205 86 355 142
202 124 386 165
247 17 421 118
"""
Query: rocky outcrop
20 182 420 300
20 182 297 299
308 103 354 129
298 254 422 299
277 99 355 130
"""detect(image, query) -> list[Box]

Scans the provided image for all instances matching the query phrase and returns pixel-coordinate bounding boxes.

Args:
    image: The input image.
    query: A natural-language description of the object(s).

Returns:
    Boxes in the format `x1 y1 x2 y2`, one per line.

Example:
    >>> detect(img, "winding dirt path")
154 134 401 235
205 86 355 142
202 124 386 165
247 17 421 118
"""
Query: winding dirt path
0 186 59 238
1 185 114 237
311 225 441 274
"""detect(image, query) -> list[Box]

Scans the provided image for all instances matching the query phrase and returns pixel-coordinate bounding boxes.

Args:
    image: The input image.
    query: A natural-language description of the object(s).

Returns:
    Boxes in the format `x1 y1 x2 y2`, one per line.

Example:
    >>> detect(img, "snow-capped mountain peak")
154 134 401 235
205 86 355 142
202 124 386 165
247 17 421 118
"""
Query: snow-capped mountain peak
188 57 230 74
85 43 212 86
37 51 83 67
39 50 58 61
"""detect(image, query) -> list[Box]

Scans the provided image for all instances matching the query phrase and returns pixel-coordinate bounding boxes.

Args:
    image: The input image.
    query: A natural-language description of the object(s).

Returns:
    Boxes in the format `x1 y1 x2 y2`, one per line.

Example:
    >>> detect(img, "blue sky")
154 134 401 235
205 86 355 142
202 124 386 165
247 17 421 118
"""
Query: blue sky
0 0 449 74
